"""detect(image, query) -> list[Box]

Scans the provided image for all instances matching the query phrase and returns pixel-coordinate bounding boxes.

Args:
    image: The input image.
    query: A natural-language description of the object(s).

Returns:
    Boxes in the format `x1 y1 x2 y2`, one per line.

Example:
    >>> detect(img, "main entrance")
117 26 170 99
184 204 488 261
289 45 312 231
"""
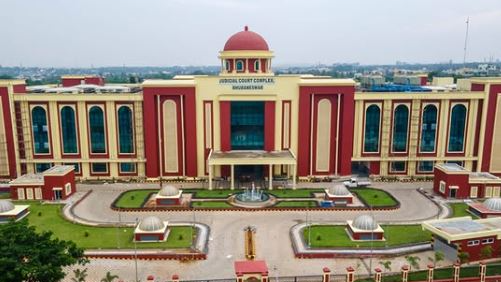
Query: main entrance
230 101 264 150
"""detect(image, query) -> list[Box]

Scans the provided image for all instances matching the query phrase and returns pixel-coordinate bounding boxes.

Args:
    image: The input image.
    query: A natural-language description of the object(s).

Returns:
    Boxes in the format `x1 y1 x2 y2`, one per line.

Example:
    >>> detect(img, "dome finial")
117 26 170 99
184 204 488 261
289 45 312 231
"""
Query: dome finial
244 25 249 31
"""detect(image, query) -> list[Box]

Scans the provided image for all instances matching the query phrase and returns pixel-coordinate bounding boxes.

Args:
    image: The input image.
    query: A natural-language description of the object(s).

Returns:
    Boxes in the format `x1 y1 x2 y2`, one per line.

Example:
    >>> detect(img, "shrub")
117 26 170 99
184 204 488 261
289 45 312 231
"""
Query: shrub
84 231 89 237
178 234 184 240
316 235 322 241
37 211 42 217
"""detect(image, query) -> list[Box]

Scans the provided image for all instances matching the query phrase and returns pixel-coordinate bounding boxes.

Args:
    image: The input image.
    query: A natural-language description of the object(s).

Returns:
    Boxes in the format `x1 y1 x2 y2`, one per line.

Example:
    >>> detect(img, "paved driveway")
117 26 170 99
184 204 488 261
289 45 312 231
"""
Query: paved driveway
66 182 440 281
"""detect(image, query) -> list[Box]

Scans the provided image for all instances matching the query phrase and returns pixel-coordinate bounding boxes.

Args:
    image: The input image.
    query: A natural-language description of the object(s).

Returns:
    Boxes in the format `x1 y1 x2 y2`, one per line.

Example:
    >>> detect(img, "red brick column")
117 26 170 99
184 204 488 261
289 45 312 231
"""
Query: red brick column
346 266 355 282
453 263 460 282
236 273 243 282
322 267 331 282
427 264 434 282
479 262 486 282
172 274 180 282
401 265 409 282
261 271 268 282
374 268 382 282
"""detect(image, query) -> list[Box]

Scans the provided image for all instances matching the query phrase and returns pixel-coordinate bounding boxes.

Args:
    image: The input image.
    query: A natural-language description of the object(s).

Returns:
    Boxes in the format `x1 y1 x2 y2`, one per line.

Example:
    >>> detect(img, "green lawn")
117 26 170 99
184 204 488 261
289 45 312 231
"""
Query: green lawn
19 201 193 249
449 203 477 218
274 201 318 208
303 225 431 248
191 201 233 208
186 189 235 199
114 190 156 208
269 189 324 198
356 263 501 281
352 188 398 207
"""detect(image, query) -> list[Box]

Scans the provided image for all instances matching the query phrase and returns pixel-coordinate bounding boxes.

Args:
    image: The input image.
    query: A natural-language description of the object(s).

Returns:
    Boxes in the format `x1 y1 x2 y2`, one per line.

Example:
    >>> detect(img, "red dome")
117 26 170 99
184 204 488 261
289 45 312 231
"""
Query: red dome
223 26 269 51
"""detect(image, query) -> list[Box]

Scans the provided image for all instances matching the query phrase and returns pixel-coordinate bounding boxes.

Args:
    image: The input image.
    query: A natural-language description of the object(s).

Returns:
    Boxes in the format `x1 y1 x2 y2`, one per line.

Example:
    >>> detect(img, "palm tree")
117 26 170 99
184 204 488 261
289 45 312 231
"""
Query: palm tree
405 255 421 271
101 271 119 282
71 268 88 282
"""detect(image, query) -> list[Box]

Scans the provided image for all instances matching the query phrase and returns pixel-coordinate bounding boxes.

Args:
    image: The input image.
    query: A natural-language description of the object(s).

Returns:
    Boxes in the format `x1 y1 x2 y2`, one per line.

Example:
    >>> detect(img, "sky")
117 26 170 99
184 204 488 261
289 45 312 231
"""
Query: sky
1 0 500 67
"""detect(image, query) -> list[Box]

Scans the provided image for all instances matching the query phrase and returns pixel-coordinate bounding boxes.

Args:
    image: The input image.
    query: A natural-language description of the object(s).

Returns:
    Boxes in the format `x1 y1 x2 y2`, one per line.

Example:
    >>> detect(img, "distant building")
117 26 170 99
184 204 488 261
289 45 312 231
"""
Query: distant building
2 27 501 182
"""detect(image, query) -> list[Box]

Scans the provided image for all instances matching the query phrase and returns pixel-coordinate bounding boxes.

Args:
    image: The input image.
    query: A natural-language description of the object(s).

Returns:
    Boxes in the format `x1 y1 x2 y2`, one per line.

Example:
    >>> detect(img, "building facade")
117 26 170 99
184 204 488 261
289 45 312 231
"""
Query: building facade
1 27 501 183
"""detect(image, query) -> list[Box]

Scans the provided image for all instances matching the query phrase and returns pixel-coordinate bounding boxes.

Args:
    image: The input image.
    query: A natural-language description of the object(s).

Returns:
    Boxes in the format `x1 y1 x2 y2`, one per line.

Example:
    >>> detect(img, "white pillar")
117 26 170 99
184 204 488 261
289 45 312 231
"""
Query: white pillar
292 164 297 190
208 165 213 190
230 164 235 190
269 165 273 190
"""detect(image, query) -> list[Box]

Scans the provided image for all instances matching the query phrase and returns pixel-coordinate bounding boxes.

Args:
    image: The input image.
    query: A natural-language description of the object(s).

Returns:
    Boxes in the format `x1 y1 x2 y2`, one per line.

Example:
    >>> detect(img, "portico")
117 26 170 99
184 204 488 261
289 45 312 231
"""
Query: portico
207 150 297 190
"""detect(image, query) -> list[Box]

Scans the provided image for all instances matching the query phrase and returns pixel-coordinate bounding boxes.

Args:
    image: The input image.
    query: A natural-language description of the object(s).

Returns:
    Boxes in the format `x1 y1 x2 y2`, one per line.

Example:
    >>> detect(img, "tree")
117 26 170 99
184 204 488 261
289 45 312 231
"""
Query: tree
428 251 445 267
480 245 493 260
0 220 87 282
379 260 392 281
405 255 421 271
457 251 470 264
101 271 119 282
71 268 88 282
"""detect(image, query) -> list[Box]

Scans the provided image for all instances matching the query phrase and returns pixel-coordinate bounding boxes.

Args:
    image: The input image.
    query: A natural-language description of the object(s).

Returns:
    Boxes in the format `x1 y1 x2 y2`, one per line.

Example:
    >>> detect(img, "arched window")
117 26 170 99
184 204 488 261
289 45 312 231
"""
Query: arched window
117 106 134 154
254 60 260 72
392 104 409 152
60 106 78 154
88 106 106 154
225 60 230 71
364 105 380 153
448 104 467 152
420 105 438 152
31 106 49 154
236 60 244 72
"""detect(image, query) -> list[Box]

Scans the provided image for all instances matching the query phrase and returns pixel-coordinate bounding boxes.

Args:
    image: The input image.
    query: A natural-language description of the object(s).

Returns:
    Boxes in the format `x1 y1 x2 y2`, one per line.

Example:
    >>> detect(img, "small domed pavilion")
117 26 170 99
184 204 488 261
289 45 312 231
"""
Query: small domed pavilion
0 199 30 223
155 184 183 206
346 215 384 241
134 216 169 242
468 198 501 218
324 183 354 204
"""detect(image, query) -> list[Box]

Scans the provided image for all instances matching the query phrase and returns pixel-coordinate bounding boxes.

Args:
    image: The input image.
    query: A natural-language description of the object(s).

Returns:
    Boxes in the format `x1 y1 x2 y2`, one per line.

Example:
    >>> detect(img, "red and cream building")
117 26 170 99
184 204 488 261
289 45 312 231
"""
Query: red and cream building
1 27 501 184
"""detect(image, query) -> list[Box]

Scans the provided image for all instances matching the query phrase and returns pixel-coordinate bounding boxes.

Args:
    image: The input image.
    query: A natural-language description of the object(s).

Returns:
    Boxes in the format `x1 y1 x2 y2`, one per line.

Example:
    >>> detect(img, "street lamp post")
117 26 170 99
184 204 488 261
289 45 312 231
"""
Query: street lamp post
369 204 374 277
134 218 139 282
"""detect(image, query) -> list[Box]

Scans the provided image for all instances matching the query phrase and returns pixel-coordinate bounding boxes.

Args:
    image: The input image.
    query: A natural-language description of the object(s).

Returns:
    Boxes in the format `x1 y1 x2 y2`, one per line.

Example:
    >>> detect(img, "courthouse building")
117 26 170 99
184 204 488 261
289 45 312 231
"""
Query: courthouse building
1 27 501 186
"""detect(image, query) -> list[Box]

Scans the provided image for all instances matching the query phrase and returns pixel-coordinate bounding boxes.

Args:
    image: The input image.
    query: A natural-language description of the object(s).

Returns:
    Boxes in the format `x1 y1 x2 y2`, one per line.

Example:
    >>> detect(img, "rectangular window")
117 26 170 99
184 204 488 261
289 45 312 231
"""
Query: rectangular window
35 163 52 173
439 181 446 193
467 240 480 246
91 163 108 174
481 238 494 244
119 163 136 174
485 186 493 198
390 161 406 173
493 187 501 198
417 161 434 173
470 186 478 198
446 160 464 167
17 188 25 200
26 188 34 200
34 188 42 199
65 183 72 195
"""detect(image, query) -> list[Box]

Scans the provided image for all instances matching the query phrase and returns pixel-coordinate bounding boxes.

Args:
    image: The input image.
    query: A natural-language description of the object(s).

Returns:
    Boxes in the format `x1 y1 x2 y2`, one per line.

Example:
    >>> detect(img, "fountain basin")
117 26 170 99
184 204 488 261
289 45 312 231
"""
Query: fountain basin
228 192 276 208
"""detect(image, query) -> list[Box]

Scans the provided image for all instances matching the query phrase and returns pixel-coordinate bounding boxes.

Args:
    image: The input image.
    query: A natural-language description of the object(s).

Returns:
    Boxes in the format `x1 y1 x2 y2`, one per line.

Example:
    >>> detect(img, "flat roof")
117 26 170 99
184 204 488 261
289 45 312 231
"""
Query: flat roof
9 173 44 186
468 203 501 214
208 150 296 166
234 260 268 275
422 217 501 243
436 163 469 173
469 172 501 183
43 165 74 176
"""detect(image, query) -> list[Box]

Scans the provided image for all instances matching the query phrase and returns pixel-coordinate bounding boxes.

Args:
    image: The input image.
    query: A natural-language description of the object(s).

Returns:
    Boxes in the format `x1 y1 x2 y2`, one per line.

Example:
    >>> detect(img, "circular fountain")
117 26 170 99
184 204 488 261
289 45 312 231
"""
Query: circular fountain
228 183 276 208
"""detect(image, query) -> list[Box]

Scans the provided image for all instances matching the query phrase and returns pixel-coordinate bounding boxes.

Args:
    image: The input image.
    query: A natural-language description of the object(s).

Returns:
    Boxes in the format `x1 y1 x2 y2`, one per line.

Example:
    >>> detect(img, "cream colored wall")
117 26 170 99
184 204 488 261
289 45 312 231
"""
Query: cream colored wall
353 91 488 176
13 93 145 179
193 75 301 176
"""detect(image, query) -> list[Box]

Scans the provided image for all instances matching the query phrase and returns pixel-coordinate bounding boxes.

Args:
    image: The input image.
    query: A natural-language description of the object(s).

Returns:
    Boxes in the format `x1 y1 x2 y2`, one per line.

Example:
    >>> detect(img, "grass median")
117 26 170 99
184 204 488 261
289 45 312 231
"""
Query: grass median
303 224 431 248
351 188 398 207
20 201 193 249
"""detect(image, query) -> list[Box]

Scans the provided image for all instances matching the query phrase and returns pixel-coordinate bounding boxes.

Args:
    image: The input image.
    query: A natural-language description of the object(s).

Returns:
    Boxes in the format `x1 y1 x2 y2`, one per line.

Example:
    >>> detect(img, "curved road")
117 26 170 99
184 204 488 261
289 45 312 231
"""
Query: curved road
68 182 441 281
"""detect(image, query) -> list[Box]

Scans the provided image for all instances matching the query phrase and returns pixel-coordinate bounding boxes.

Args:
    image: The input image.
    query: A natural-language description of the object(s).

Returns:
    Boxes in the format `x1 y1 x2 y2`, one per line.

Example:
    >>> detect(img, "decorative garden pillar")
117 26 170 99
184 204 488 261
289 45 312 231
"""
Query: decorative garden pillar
374 268 382 282
479 262 486 282
322 267 331 282
401 265 409 282
427 264 434 282
147 275 155 282
453 263 460 282
262 271 269 282
172 274 180 282
346 266 355 282
236 272 243 282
